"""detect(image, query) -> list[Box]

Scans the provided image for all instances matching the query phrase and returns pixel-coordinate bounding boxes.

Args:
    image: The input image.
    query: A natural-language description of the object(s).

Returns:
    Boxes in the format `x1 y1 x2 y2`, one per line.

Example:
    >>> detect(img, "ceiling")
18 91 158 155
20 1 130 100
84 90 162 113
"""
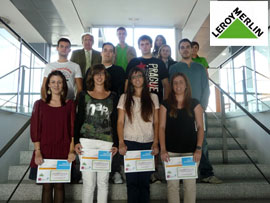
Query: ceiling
3 0 266 66
9 0 207 45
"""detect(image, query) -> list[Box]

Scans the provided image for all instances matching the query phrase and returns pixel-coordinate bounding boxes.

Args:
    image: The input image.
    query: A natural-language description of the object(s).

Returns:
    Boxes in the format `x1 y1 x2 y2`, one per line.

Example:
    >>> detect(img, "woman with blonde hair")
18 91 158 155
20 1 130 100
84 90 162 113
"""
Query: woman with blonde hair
158 44 176 70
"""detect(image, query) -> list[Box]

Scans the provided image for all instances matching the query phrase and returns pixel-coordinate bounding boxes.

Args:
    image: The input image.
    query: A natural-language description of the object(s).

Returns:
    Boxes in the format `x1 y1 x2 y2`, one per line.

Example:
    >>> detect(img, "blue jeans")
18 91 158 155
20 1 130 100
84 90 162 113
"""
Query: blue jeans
124 140 153 203
199 113 214 179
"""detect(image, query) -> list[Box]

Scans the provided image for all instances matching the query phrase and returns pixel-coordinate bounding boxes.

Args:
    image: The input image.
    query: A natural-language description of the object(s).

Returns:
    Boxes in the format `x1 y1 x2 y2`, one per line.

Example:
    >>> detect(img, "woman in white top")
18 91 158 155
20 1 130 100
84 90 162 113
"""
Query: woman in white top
117 67 159 203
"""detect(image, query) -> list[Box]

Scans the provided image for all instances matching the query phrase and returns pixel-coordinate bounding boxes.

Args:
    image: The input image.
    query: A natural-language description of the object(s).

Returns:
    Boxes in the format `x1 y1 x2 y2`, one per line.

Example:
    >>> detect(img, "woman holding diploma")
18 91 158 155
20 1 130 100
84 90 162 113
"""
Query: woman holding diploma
29 71 76 203
117 67 159 203
159 72 204 203
74 64 118 203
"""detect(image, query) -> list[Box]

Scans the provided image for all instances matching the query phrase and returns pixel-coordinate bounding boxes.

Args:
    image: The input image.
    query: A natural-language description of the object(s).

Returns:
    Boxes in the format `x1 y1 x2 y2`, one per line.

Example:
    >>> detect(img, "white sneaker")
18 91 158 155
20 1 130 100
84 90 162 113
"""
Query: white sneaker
113 172 123 184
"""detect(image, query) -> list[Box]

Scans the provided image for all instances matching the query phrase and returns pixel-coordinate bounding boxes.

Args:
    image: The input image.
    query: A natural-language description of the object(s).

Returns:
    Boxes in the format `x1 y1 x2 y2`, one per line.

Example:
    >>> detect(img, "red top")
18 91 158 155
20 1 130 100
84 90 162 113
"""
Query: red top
30 99 75 168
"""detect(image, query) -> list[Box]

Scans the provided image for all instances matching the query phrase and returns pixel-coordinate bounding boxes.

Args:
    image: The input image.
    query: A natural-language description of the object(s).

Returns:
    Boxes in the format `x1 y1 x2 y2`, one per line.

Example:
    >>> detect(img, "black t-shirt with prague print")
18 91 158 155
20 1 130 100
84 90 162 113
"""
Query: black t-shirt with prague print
126 57 169 102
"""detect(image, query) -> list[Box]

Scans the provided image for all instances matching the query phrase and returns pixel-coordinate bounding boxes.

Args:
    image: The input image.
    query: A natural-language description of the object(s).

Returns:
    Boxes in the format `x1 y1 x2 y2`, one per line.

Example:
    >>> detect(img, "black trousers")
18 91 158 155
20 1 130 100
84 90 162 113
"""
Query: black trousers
125 140 153 203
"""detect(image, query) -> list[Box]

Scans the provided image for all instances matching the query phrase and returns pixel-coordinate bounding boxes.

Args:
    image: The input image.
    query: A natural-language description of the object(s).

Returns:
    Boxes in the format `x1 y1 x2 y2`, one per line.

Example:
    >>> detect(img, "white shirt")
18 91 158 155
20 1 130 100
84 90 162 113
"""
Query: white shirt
44 61 82 100
117 93 159 143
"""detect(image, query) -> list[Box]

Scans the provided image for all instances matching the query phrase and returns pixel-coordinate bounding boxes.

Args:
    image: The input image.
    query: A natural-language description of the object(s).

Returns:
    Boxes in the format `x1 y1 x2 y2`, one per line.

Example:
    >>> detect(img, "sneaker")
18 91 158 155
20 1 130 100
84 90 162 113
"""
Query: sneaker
78 179 83 184
201 176 223 184
113 172 123 184
150 173 162 184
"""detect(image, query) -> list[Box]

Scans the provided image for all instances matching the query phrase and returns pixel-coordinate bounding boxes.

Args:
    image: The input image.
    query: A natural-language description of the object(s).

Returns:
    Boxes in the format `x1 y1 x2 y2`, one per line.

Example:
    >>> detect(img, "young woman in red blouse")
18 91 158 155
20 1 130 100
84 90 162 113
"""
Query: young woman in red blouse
29 71 76 203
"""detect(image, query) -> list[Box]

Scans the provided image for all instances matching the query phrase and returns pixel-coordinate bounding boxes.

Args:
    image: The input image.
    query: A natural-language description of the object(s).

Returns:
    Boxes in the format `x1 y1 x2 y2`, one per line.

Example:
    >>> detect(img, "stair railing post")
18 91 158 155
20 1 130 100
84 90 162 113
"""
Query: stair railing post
220 91 228 163
20 66 25 113
16 38 23 113
242 66 248 107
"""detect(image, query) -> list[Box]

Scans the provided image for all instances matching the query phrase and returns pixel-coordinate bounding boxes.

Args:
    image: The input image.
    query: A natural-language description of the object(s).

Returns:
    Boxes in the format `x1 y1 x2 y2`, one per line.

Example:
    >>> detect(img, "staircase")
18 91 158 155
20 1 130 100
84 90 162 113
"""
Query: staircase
1 113 270 201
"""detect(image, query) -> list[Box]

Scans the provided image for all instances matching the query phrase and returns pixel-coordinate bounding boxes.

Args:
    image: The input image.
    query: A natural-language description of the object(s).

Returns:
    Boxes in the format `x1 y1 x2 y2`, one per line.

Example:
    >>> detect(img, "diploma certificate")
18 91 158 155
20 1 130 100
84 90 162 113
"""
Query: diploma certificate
124 150 155 173
80 149 111 172
37 159 71 183
164 156 197 180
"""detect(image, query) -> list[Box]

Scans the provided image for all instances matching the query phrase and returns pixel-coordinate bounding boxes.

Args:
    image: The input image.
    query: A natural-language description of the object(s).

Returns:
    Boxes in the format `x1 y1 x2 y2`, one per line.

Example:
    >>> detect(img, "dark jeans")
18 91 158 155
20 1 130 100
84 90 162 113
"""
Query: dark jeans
124 140 153 203
199 113 214 179
111 151 123 174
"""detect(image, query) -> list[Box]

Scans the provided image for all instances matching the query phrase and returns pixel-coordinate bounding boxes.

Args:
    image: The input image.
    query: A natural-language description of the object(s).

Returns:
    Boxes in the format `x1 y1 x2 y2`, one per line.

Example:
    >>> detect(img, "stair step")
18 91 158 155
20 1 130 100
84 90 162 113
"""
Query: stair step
207 127 238 137
207 118 221 127
207 138 246 150
209 150 257 164
1 180 270 200
10 162 268 181
2 200 270 203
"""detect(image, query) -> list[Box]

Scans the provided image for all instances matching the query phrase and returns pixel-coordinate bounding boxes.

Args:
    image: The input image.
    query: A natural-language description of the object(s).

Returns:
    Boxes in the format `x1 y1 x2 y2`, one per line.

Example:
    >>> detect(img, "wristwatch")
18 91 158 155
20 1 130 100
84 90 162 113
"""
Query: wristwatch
196 146 202 150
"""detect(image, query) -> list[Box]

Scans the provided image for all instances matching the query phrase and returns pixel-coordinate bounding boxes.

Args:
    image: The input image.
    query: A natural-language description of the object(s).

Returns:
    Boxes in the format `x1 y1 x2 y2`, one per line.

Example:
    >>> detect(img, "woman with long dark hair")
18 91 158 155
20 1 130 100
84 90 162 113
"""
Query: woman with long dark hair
117 67 159 203
74 64 118 203
159 72 204 203
29 70 76 203
152 35 166 58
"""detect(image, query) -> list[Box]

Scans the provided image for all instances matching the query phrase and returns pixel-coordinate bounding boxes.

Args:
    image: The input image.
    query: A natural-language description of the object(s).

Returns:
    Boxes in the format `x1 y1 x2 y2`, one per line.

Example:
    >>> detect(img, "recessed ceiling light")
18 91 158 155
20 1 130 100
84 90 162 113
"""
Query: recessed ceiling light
221 52 226 56
0 17 10 25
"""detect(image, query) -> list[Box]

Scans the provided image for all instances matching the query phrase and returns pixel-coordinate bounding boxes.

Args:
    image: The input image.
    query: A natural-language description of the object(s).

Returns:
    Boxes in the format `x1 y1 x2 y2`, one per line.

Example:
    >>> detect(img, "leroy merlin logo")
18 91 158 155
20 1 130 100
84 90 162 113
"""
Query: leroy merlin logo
210 1 268 46
212 7 263 39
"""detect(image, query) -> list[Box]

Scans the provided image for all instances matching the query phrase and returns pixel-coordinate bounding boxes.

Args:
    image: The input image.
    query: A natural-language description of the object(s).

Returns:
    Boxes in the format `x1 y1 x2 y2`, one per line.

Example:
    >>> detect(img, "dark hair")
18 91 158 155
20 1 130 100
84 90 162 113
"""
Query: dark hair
86 64 110 91
167 72 192 118
138 35 152 46
153 35 166 54
45 71 68 106
125 67 154 123
158 44 174 61
178 38 192 50
102 42 115 53
117 27 127 32
191 41 200 49
57 38 71 47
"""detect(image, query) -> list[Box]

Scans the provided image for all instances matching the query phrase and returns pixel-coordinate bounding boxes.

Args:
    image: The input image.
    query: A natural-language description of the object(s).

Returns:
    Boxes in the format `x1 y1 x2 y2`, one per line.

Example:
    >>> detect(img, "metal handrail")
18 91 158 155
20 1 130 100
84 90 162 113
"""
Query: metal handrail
223 125 270 184
209 65 270 81
7 165 31 202
0 95 17 107
0 65 44 80
0 118 31 158
243 65 270 80
209 78 270 136
0 17 48 64
208 108 270 184
0 67 20 80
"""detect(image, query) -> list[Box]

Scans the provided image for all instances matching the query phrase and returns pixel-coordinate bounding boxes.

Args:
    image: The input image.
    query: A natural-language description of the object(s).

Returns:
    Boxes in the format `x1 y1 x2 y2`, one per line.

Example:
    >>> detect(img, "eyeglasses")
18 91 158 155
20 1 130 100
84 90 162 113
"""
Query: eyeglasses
131 74 143 80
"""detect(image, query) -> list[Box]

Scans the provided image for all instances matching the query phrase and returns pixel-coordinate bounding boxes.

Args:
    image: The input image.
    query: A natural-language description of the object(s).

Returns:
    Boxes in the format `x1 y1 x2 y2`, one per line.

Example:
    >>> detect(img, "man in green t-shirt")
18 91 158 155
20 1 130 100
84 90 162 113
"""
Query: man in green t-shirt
115 27 137 71
191 41 209 77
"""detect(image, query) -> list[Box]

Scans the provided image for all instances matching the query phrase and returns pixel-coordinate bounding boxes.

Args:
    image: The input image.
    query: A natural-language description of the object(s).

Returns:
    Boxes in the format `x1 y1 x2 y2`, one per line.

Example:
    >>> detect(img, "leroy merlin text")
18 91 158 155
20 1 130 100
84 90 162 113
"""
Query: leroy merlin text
212 7 263 38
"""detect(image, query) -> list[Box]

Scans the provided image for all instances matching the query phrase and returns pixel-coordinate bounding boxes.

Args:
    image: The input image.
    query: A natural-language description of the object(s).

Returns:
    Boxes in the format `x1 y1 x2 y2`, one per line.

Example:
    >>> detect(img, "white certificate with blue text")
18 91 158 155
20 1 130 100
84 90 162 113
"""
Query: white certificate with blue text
164 156 197 180
124 150 155 173
37 159 71 183
80 149 112 172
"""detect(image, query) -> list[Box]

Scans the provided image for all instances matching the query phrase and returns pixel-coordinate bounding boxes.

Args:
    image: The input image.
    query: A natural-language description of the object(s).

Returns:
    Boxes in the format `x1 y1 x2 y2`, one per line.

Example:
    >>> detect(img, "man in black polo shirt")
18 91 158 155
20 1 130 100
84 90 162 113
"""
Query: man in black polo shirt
101 42 125 184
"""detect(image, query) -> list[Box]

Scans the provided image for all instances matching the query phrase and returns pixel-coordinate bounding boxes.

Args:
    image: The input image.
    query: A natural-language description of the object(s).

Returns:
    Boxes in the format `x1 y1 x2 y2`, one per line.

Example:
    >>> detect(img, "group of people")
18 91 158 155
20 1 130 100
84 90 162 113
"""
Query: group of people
29 27 221 203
